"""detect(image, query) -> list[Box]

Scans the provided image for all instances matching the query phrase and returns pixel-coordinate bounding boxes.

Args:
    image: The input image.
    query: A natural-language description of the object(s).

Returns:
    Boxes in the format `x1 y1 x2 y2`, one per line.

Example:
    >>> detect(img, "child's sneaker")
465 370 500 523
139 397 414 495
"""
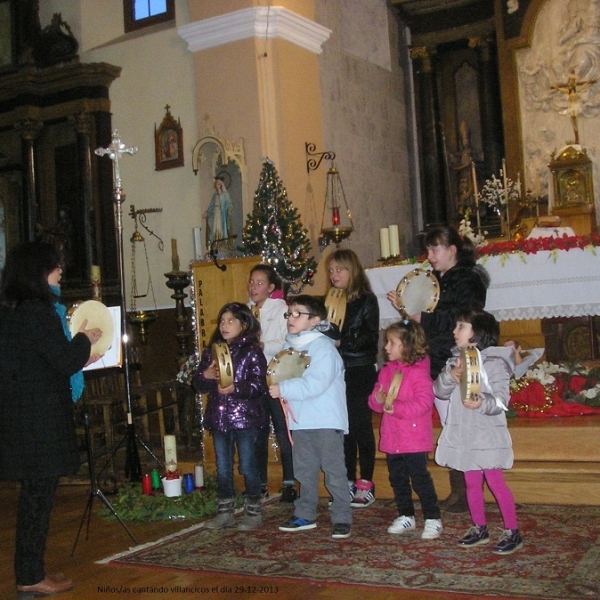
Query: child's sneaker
331 523 351 539
457 524 490 547
387 515 416 534
421 518 443 540
278 516 317 532
492 528 523 555
350 479 375 508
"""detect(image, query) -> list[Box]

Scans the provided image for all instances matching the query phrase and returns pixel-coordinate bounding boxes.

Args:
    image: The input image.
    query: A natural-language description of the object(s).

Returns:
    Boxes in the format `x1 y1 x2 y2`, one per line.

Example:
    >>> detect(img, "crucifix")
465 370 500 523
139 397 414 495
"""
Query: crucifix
95 129 138 191
551 70 598 145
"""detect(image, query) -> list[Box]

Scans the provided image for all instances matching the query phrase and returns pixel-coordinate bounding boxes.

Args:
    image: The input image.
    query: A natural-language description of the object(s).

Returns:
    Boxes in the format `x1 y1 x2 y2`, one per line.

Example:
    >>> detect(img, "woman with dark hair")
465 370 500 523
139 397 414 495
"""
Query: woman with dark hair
0 241 102 598
327 249 379 508
247 265 296 502
387 225 490 513
193 302 268 530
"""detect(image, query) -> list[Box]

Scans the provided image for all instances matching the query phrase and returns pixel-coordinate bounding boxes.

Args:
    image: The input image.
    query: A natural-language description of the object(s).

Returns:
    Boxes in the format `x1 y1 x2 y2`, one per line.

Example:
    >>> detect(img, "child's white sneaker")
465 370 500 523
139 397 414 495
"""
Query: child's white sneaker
387 515 416 534
421 518 443 540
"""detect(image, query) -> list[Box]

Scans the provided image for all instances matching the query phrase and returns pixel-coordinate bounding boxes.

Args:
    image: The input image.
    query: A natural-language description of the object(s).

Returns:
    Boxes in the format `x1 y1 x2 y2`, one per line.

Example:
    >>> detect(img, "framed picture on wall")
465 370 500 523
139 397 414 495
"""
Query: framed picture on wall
154 105 184 171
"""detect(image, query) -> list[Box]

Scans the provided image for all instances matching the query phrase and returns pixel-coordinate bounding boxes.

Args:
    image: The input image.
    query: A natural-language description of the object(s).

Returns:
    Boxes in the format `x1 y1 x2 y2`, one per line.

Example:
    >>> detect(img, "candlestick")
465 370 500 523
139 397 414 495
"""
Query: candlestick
380 227 390 259
502 159 510 238
389 224 400 257
171 238 180 271
164 434 177 467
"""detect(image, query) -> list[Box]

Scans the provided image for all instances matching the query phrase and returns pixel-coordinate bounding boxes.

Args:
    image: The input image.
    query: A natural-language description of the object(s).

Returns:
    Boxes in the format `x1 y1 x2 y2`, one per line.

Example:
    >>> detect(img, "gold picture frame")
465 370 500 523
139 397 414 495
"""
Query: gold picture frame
154 105 184 171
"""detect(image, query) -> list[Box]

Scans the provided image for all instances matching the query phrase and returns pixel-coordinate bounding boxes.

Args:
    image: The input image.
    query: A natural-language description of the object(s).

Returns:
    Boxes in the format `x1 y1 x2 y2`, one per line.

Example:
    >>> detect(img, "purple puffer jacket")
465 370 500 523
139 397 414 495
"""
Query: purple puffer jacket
193 334 268 432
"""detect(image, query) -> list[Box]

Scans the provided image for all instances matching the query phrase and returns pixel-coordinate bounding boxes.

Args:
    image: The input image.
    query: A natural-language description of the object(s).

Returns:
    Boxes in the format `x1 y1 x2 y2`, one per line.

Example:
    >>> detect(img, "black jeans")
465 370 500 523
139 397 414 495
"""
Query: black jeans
255 396 294 485
344 364 377 482
15 477 59 586
387 452 441 520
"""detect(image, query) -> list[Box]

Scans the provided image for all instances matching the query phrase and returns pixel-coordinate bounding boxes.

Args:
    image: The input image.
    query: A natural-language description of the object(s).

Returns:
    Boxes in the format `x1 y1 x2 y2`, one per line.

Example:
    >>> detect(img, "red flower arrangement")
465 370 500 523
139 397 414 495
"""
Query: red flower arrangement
476 233 600 259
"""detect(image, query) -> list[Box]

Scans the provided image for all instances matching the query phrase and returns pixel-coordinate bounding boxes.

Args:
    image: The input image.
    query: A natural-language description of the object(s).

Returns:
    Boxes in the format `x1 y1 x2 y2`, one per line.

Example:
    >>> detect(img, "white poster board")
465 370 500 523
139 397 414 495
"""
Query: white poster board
83 306 122 371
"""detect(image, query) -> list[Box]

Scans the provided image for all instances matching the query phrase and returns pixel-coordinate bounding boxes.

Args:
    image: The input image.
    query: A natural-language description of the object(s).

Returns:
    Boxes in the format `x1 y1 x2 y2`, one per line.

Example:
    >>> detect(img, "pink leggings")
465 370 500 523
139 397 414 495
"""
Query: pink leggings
464 469 518 530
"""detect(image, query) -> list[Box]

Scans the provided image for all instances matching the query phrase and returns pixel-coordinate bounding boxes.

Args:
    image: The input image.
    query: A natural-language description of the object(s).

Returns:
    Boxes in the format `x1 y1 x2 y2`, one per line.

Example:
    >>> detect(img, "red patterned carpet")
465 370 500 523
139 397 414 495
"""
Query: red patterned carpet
102 499 600 599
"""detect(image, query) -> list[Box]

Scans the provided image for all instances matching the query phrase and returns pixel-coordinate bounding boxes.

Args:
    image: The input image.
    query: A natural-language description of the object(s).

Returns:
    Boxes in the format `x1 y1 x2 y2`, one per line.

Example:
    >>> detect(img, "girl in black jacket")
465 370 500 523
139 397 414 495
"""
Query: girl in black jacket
327 249 379 508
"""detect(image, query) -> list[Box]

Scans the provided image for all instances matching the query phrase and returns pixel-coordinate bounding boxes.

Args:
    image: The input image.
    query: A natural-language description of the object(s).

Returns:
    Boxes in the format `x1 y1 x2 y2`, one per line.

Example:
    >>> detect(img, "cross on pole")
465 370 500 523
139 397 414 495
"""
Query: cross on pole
95 130 138 190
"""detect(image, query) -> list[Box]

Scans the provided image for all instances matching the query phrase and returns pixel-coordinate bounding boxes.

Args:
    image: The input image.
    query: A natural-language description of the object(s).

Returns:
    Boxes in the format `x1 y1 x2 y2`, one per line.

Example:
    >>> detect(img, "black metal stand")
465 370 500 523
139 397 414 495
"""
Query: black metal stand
71 412 138 556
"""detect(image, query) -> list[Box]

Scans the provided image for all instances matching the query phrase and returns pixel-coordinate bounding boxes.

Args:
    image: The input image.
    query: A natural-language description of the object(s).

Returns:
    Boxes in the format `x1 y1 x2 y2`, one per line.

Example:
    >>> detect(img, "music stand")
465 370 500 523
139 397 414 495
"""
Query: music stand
95 131 161 481
71 411 138 555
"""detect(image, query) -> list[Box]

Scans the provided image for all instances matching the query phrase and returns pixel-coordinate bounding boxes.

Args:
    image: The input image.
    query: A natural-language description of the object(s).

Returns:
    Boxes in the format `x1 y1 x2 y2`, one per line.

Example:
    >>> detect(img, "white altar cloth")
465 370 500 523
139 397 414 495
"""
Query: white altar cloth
366 248 600 329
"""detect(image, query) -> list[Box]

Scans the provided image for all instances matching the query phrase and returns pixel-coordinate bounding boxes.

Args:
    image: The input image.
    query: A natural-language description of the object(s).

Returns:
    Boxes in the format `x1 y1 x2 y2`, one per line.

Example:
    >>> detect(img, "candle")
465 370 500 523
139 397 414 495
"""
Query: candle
192 227 202 260
164 434 177 467
534 169 540 198
502 159 510 238
150 468 161 490
142 473 152 495
331 206 340 226
380 227 390 259
389 224 400 257
91 265 102 301
471 162 481 230
171 238 180 271
194 464 205 488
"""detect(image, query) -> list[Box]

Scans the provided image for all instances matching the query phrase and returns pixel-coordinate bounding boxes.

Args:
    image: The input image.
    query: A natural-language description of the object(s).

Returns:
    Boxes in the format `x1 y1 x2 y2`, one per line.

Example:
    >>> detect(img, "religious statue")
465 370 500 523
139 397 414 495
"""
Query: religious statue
205 177 233 251
551 69 598 144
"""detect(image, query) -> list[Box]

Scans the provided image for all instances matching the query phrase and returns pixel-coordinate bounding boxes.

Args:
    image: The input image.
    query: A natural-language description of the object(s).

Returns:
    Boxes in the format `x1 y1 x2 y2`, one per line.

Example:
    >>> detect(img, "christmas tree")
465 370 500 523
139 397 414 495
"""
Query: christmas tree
240 159 317 293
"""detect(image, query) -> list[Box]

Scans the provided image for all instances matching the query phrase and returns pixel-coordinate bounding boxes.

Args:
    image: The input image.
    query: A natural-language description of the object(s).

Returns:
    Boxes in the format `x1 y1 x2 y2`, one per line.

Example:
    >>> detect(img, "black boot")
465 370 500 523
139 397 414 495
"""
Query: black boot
442 469 469 513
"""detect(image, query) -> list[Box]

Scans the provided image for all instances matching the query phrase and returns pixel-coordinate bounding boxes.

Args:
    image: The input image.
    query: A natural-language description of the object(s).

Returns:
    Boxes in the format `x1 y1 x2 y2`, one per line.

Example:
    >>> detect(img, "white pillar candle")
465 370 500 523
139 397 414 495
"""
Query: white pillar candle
192 227 202 260
389 224 400 257
380 227 390 259
164 434 177 467
194 464 204 488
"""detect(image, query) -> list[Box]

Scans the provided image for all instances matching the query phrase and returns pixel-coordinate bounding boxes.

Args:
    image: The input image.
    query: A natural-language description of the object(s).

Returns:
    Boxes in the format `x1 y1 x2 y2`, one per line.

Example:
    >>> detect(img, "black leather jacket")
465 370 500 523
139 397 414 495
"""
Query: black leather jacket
338 292 380 368
421 263 489 379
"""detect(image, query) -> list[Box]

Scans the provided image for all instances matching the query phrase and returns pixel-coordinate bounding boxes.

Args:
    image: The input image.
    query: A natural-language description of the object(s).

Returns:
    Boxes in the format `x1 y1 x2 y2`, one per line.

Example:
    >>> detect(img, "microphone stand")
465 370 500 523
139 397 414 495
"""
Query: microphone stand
210 234 238 271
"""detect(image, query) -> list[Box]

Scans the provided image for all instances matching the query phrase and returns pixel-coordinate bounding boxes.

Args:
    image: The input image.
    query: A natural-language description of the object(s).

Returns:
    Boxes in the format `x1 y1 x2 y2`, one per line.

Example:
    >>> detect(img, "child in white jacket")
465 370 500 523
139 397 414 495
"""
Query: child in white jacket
268 295 351 539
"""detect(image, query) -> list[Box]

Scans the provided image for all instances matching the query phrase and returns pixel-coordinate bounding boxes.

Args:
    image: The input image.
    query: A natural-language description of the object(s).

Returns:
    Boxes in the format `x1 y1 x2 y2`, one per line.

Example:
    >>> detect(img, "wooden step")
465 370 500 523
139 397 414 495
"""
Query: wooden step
178 415 600 506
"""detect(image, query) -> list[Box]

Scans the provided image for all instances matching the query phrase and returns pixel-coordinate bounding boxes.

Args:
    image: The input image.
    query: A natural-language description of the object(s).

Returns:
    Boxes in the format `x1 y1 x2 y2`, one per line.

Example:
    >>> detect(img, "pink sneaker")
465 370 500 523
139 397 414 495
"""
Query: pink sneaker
350 479 375 508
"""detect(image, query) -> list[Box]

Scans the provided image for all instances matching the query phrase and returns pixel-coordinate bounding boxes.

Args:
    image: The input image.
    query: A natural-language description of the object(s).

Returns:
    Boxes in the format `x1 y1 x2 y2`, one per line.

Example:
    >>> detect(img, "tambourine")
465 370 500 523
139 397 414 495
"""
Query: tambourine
384 371 403 413
395 269 440 317
211 342 234 388
325 287 347 329
460 347 481 401
266 348 311 387
67 300 114 356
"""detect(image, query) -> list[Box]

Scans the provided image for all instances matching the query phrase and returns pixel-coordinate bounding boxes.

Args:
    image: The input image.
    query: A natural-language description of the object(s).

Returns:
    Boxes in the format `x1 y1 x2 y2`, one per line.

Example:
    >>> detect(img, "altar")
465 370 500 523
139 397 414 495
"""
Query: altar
366 247 600 330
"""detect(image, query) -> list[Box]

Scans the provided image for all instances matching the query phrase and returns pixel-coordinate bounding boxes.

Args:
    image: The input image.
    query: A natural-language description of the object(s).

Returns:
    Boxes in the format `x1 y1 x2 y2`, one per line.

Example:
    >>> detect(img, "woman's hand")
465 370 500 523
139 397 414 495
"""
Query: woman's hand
269 384 281 399
386 290 399 310
79 319 102 345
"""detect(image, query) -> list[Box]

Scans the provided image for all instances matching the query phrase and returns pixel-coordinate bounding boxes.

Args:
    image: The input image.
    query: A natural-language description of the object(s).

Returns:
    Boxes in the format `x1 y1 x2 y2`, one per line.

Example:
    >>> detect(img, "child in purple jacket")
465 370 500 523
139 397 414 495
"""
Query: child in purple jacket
369 320 442 540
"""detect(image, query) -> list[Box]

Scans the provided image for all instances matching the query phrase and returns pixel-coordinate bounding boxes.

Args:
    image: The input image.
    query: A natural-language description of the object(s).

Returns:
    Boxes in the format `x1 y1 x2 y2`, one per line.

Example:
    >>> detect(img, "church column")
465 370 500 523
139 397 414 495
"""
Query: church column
70 111 96 279
470 36 504 178
15 118 43 241
410 46 447 228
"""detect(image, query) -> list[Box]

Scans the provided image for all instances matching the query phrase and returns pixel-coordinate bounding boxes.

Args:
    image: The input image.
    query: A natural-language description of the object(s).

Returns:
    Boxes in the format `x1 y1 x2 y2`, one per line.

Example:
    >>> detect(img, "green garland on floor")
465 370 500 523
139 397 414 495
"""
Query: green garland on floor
97 475 242 522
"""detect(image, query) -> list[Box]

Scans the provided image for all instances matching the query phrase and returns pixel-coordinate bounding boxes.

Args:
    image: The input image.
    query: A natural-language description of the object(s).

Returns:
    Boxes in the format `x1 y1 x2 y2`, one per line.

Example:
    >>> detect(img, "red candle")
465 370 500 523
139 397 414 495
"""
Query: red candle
332 206 340 226
142 473 152 495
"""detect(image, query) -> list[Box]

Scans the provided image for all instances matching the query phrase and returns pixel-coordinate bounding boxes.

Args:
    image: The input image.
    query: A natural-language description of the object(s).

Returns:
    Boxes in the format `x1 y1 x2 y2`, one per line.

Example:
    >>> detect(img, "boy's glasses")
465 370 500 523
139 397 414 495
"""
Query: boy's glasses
284 311 317 319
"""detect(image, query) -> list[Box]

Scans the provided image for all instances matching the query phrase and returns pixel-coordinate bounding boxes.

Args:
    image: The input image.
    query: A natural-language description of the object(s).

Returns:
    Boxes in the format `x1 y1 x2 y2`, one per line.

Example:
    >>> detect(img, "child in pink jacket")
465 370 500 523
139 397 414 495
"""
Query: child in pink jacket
369 320 442 540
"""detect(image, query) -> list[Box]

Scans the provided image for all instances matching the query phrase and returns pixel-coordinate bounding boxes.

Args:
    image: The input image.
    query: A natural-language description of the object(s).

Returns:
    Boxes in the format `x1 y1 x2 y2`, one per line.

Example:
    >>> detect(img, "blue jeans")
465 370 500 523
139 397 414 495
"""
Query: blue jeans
212 429 261 498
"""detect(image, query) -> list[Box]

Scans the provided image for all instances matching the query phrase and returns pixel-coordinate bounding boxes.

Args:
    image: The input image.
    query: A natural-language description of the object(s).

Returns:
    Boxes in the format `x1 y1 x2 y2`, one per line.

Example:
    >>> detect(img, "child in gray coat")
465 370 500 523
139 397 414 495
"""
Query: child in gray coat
434 309 522 555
